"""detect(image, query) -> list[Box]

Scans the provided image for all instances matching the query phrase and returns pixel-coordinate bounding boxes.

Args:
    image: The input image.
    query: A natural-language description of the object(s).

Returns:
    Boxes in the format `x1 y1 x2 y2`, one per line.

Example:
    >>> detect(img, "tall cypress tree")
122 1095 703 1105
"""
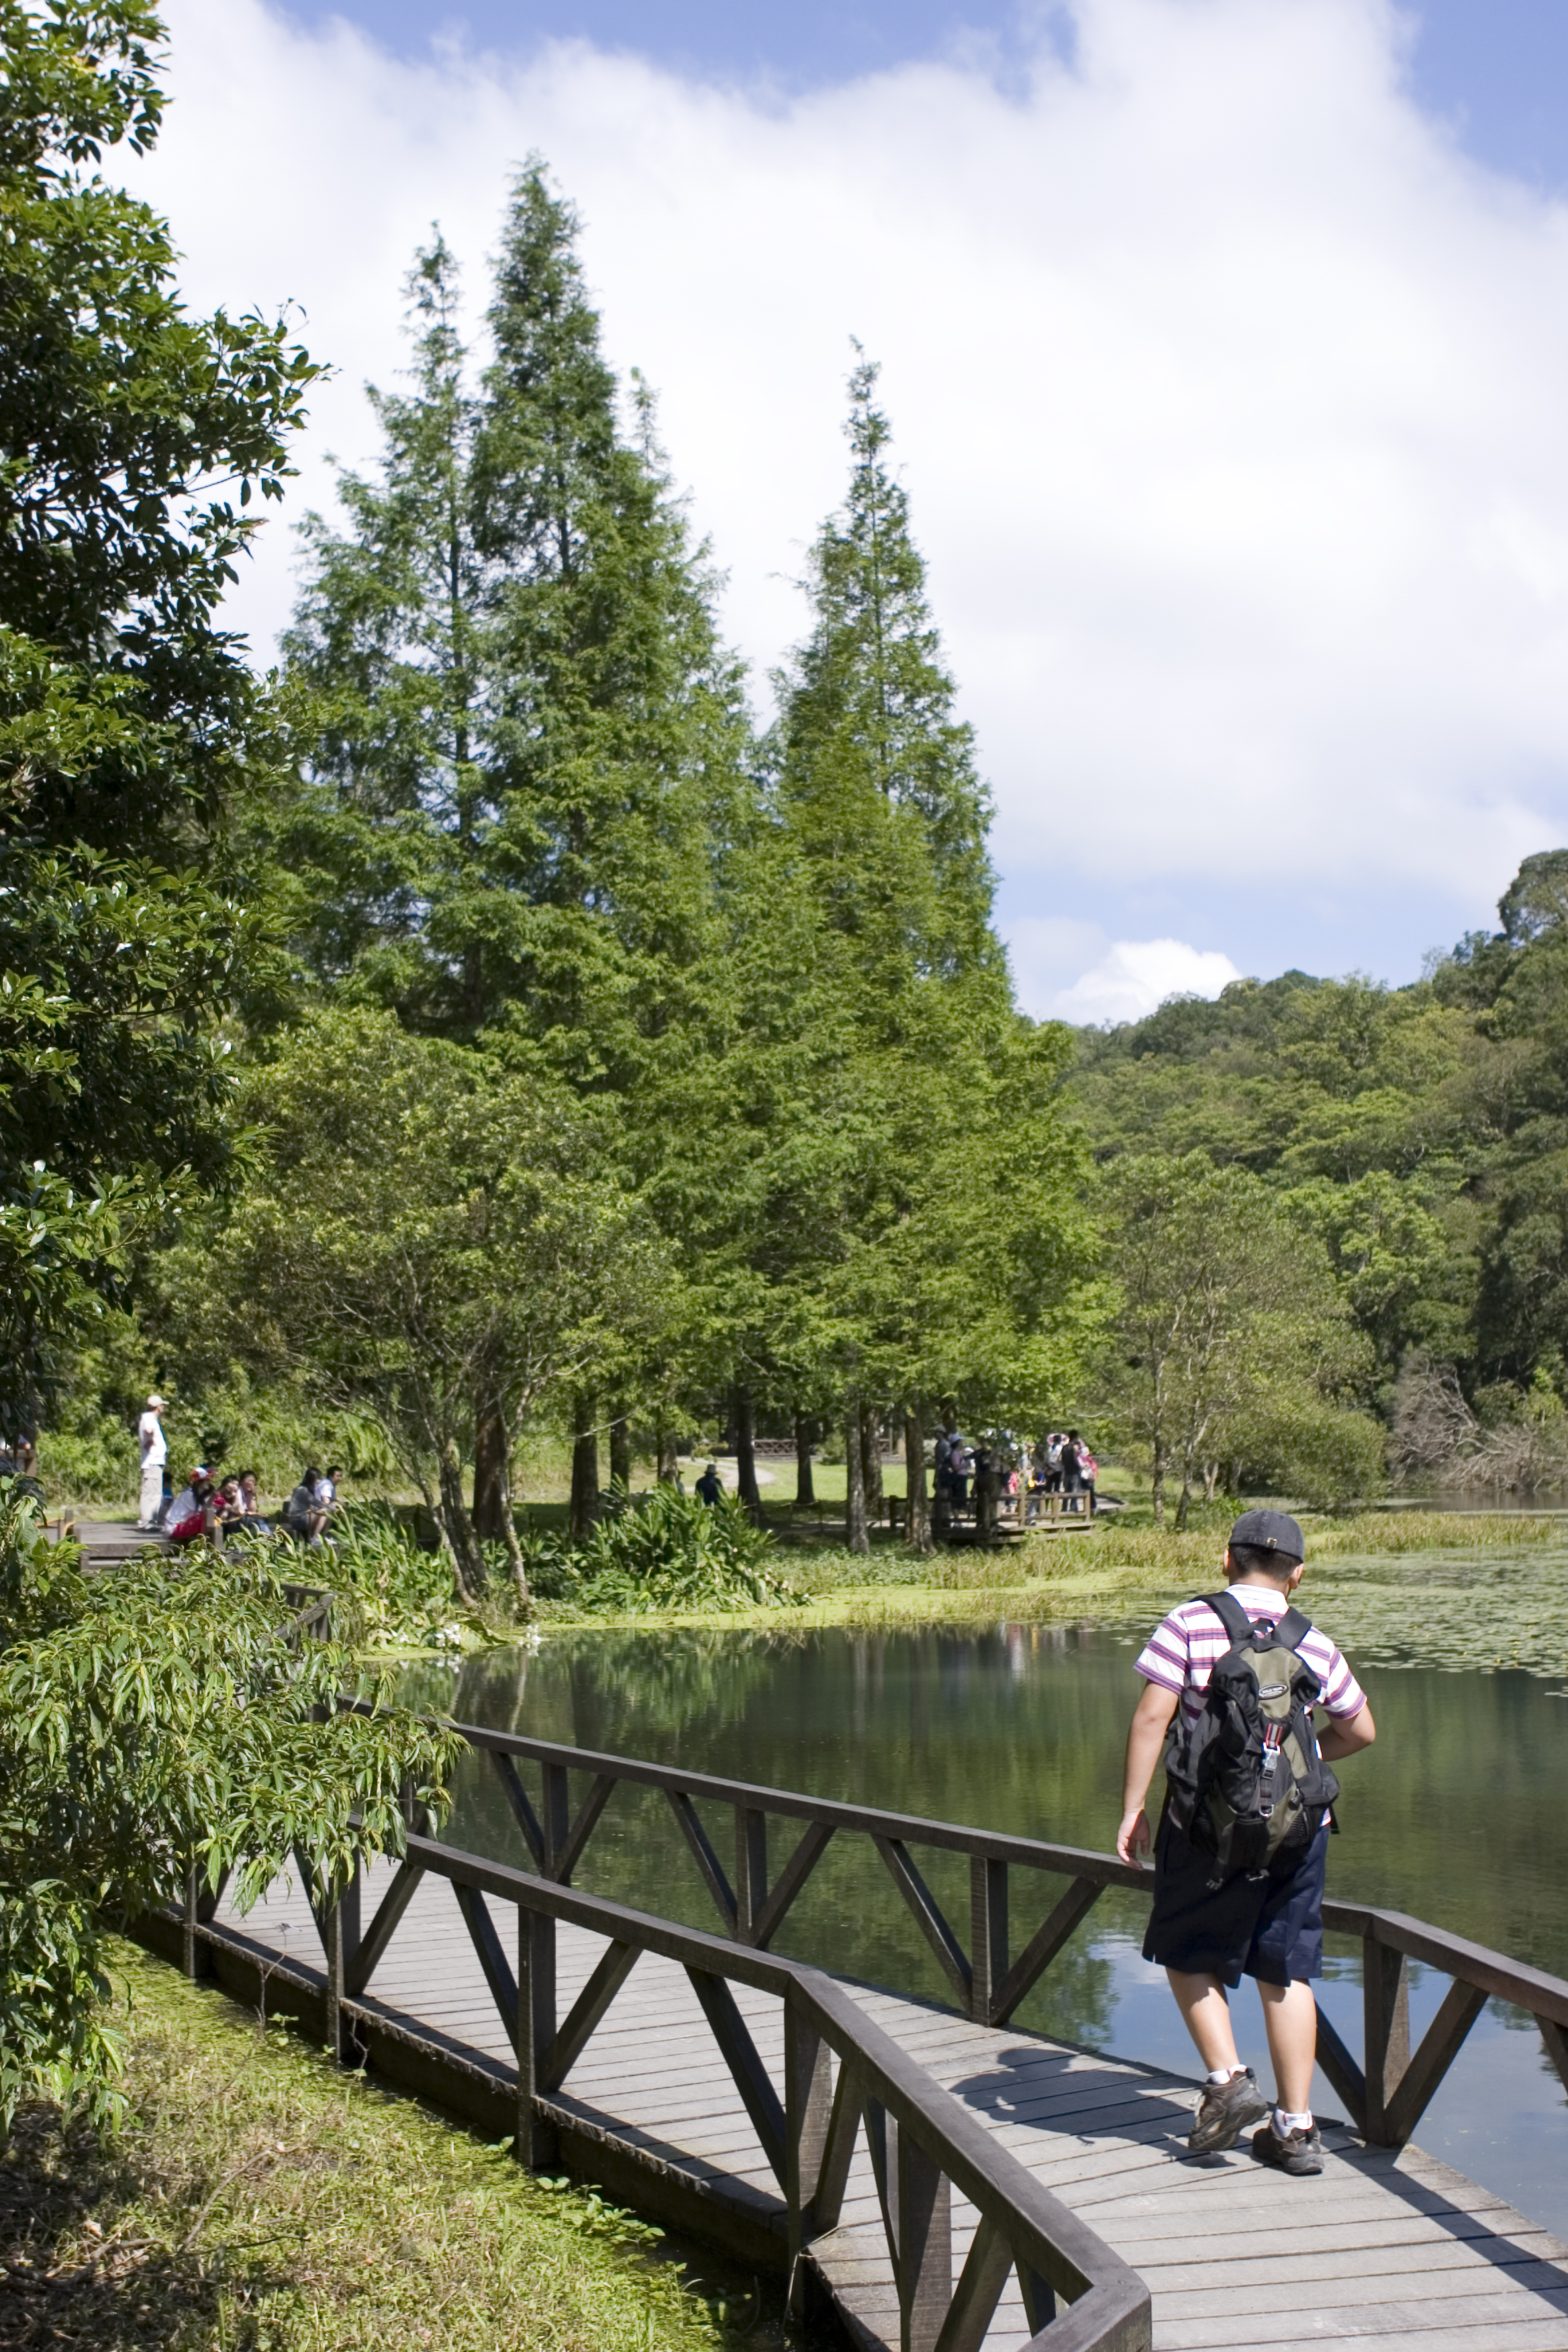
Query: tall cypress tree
770 358 1094 1545
277 235 489 1026
279 166 758 1528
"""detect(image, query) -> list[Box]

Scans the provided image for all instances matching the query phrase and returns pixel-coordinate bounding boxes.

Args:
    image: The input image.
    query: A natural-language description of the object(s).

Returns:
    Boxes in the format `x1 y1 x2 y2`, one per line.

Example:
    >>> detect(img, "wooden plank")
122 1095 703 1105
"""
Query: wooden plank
1136 2236 1568 2294
1386 1979 1489 2148
667 1793 738 1934
932 2214 1014 2352
990 1878 1103 2028
873 1836 973 2006
752 1821 836 1950
538 1939 640 2092
488 1752 546 1867
555 1773 616 1884
1155 2260 1568 2320
1156 2321 1568 2352
684 1967 786 2185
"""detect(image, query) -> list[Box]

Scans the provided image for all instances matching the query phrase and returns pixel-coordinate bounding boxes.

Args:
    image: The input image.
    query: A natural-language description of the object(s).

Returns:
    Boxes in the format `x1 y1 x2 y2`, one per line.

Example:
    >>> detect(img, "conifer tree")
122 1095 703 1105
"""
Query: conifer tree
279 167 760 1526
769 358 1095 1543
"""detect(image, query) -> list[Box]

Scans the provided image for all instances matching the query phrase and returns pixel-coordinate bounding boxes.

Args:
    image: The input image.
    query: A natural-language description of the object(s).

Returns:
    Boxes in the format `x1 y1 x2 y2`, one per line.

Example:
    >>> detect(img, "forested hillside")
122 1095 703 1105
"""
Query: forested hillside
1068 848 1568 1508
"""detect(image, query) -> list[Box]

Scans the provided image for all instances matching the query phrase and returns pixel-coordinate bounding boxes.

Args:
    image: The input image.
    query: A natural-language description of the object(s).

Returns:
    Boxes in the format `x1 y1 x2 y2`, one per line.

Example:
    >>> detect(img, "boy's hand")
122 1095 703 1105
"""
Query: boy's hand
1116 1806 1152 1866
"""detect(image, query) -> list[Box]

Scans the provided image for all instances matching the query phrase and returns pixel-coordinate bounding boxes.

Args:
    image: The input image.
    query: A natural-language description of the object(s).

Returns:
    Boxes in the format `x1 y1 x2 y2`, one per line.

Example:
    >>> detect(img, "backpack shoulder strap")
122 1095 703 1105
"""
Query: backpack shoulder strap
1274 1605 1313 1653
1199 1588 1253 1645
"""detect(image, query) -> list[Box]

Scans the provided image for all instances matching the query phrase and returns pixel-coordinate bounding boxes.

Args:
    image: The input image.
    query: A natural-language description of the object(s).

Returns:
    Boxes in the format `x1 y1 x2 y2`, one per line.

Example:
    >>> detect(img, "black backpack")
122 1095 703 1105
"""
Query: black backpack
1163 1589 1340 1885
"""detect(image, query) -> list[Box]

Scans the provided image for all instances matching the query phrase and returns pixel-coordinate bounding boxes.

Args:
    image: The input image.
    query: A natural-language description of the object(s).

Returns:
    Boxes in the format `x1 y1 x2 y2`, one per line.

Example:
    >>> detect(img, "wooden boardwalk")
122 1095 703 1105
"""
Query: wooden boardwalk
212 1858 1568 2351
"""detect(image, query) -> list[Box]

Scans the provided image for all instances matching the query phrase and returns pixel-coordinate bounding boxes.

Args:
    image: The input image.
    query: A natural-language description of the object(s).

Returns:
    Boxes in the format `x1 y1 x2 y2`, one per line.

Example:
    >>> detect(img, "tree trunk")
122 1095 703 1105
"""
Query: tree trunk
1175 1477 1191 1531
844 1400 869 1553
436 1439 487 1601
473 1401 509 1540
860 1406 883 1526
903 1405 930 1552
609 1409 632 1505
656 1429 681 1486
569 1393 599 1542
793 1414 816 1508
734 1384 763 1522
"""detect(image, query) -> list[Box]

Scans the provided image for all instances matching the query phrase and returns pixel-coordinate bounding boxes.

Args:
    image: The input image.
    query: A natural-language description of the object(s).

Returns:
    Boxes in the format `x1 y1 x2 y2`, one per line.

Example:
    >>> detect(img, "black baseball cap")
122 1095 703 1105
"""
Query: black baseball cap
1228 1509 1304 1562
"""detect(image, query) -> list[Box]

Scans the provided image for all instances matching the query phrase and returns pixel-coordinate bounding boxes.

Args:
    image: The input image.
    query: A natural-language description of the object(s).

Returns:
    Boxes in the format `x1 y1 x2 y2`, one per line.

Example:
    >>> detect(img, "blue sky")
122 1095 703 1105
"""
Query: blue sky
272 1 1568 187
146 0 1568 1017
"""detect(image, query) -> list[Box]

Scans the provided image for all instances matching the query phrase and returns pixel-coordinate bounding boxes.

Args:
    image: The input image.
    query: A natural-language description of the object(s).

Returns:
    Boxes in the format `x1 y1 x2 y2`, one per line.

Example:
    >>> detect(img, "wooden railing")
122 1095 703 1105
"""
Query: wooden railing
167 1696 1568 2352
180 1826 1152 2352
439 1724 1568 2154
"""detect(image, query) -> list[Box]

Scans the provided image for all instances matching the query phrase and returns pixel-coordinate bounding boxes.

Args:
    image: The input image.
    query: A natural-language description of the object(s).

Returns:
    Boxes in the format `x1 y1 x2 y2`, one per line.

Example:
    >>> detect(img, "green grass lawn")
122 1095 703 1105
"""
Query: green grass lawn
0 1942 765 2352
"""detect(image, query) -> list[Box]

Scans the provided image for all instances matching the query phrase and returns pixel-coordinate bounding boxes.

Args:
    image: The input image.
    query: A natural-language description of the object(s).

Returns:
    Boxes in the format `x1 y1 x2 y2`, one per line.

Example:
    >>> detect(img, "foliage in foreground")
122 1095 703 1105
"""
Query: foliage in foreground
0 1939 736 2352
530 1483 799 1614
0 1487 454 2130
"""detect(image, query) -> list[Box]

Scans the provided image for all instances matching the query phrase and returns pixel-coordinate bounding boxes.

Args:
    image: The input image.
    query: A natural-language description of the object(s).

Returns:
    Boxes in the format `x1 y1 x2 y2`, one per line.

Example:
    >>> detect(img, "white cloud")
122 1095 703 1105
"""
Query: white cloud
1047 937 1243 1024
128 0 1568 991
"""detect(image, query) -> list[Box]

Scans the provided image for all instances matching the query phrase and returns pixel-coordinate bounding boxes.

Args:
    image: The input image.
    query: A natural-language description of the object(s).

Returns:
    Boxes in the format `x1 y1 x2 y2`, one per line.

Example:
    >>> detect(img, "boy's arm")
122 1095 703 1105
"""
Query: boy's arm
1320 1700 1376 1761
1117 1680 1180 1866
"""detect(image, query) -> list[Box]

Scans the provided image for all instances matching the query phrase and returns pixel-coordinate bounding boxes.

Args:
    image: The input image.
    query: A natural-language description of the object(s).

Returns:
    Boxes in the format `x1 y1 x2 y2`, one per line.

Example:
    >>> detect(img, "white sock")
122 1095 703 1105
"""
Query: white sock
1273 2106 1312 2135
1206 2065 1245 2086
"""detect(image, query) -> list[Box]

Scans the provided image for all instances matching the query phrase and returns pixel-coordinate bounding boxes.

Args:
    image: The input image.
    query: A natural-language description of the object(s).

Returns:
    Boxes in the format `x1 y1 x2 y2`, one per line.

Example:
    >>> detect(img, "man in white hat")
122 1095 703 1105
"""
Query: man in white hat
136 1394 168 1529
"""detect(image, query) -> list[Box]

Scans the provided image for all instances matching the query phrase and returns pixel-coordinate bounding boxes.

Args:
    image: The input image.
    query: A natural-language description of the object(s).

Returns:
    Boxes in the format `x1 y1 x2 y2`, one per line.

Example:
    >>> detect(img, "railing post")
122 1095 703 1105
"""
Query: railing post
970 1856 1008 2024
735 1806 768 1943
183 1865 211 1983
542 1763 571 1879
323 1861 362 2066
895 2126 951 2352
785 1995 834 2318
516 1898 558 2168
1363 1930 1410 2146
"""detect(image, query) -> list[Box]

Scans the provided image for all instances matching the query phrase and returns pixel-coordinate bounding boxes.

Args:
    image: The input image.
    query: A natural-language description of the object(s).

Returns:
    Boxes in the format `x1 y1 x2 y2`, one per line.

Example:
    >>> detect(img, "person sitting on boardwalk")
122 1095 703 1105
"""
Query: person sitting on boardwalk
166 1472 219 1547
235 1468 271 1531
281 1465 328 1545
1115 1509 1377 2177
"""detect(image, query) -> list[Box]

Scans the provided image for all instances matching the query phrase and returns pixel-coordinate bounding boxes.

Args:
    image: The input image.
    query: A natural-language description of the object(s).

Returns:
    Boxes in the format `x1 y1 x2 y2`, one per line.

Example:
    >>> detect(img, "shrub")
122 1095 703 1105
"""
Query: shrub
331 1508 466 1647
531 1485 797 1614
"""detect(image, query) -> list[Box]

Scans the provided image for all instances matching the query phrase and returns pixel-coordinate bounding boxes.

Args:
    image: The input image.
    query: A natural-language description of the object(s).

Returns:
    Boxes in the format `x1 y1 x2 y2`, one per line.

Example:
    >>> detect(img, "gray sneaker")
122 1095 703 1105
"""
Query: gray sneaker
1187 2067 1270 2153
1251 2119 1324 2176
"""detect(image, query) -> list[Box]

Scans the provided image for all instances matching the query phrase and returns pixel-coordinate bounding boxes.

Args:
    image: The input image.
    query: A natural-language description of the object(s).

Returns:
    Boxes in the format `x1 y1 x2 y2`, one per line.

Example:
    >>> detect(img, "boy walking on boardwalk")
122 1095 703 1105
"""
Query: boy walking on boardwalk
1116 1510 1377 2175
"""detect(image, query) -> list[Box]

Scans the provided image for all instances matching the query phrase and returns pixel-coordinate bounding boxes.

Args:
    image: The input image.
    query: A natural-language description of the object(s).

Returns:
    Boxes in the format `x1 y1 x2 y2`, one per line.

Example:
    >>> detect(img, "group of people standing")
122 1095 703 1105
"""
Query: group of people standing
932 1425 1098 1522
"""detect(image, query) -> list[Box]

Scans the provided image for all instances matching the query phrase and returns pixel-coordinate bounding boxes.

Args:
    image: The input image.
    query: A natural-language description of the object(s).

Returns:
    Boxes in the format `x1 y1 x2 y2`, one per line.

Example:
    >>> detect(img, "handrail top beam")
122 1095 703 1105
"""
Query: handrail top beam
433 1719 1568 2018
447 1718 1150 1884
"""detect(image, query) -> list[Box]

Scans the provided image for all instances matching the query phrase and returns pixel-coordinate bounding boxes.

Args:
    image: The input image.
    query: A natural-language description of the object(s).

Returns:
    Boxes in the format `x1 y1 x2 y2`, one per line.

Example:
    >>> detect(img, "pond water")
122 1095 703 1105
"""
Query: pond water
399 1547 1568 2238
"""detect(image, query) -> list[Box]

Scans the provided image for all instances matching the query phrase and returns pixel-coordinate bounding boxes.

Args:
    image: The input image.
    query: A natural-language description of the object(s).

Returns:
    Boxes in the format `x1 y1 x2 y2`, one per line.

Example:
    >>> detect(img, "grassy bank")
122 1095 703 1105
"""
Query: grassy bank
531 1509 1568 1635
0 1941 750 2352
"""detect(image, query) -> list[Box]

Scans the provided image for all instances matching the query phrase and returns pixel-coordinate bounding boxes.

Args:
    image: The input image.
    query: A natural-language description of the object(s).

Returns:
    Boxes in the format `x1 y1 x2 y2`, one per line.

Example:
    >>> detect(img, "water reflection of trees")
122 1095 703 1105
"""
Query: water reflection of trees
397 1617 1568 2049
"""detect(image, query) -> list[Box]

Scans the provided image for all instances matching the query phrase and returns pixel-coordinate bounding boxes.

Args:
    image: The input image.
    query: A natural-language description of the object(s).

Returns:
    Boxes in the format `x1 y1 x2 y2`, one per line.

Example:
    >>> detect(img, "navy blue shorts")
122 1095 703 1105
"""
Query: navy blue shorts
1142 1812 1328 1988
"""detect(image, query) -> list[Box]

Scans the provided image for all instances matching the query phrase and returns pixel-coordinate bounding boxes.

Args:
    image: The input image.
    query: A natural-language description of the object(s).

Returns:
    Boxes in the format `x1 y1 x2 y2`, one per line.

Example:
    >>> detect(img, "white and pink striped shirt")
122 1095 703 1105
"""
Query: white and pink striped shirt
1135 1583 1367 1730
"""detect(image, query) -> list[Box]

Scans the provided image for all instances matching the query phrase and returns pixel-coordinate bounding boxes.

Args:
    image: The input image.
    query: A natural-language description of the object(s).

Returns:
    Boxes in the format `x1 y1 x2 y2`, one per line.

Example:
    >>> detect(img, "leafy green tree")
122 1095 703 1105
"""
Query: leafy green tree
765 358 1097 1540
0 0 320 1430
1099 1153 1381 1521
196 1008 669 1596
279 173 758 1528
0 1484 452 2127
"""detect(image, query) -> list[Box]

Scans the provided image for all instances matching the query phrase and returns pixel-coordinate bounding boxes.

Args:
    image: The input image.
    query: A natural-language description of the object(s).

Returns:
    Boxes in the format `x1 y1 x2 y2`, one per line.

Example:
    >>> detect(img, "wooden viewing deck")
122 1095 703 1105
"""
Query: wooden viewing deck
138 1713 1568 2352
